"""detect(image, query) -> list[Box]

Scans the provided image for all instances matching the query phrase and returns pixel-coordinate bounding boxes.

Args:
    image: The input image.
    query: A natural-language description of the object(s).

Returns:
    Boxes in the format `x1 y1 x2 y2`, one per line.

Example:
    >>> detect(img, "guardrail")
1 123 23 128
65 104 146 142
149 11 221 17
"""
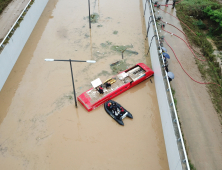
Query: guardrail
143 0 190 169
0 0 33 51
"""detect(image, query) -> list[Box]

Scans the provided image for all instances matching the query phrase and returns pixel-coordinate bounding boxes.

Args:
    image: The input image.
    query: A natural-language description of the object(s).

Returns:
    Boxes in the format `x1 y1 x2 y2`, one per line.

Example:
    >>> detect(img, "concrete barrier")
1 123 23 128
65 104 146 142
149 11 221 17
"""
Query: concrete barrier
143 0 190 170
0 0 49 91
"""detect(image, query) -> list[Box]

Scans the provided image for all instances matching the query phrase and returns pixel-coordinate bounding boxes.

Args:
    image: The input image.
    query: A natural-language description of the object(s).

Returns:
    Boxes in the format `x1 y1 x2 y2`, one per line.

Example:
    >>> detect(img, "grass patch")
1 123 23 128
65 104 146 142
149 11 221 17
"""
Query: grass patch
171 87 177 109
0 0 13 15
189 160 197 170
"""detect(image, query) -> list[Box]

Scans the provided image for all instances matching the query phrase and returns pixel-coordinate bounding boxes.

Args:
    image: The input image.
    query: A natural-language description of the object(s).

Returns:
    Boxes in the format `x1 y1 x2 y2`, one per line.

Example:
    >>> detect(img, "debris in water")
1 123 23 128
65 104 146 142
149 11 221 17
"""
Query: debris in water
110 60 129 74
85 34 90 38
100 41 112 48
90 13 99 23
113 31 118 34
110 61 120 66
125 50 138 55
110 45 138 55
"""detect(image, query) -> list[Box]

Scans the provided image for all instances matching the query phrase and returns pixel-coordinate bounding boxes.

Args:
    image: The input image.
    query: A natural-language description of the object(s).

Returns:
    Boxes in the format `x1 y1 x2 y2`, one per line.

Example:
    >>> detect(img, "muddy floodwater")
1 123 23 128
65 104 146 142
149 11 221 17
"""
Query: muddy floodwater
0 0 169 169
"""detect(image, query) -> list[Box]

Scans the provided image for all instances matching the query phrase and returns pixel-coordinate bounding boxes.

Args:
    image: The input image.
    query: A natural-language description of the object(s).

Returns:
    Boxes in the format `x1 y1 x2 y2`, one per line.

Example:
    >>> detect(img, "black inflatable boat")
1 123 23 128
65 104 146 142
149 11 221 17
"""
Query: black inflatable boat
104 100 133 126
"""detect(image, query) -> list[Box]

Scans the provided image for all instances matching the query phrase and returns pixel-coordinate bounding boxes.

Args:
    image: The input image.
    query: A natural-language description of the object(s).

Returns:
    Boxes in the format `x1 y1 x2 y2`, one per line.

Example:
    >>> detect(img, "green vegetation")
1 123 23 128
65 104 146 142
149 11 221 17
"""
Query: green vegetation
110 44 138 55
176 0 222 118
110 60 129 74
171 87 177 109
0 0 12 15
99 42 138 57
90 13 99 23
113 30 118 34
189 160 197 170
204 7 222 33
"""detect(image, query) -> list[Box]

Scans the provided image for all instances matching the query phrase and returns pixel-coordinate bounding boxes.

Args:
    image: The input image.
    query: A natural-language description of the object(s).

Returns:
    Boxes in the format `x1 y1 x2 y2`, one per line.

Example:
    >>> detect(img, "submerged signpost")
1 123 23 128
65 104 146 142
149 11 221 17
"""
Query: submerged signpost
45 59 96 108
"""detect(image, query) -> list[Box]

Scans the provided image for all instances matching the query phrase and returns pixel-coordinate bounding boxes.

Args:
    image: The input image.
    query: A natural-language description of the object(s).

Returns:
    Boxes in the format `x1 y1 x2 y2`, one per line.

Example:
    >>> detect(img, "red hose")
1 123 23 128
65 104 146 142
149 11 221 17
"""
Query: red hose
161 20 207 60
164 38 222 87
161 23 207 61
158 8 196 35
153 1 221 87
161 25 207 61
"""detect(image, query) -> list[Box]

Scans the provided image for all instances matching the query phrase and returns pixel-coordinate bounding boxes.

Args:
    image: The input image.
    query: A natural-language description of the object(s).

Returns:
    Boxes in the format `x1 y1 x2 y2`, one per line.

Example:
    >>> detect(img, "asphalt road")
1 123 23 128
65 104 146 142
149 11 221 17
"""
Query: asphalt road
157 0 222 169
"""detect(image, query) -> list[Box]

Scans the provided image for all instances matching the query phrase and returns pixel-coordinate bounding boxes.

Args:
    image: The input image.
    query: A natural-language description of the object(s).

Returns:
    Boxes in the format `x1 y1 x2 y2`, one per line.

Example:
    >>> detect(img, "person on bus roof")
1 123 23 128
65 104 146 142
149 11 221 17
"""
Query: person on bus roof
98 85 104 94
106 82 111 88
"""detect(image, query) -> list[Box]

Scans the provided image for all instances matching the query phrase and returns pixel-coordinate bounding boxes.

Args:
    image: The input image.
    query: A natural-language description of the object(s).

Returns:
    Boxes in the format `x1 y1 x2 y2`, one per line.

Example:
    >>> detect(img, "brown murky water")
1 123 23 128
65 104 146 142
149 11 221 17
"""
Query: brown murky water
0 0 169 169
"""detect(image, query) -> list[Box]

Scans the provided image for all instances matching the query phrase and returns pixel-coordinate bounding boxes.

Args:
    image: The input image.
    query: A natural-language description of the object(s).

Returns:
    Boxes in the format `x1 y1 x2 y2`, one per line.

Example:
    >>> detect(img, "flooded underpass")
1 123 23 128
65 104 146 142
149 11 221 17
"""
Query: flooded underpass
0 0 169 169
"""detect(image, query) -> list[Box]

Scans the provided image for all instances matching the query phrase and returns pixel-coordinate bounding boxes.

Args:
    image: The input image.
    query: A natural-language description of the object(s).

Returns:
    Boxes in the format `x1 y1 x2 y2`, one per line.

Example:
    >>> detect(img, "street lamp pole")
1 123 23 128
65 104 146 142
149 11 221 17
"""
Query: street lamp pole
88 0 91 29
45 59 96 108
69 59 77 107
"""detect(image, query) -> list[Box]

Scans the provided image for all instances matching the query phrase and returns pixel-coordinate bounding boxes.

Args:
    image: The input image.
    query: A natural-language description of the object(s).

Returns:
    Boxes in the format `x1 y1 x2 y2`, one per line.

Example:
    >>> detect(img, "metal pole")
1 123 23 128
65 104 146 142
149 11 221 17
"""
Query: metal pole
88 0 91 29
69 59 78 108
147 35 156 55
54 59 86 62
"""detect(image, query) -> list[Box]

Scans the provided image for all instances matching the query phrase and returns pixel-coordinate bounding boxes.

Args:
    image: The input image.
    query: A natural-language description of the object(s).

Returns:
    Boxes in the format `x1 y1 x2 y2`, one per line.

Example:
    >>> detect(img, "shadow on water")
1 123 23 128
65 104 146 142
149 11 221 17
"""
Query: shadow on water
139 0 168 168
140 0 151 68
0 0 59 124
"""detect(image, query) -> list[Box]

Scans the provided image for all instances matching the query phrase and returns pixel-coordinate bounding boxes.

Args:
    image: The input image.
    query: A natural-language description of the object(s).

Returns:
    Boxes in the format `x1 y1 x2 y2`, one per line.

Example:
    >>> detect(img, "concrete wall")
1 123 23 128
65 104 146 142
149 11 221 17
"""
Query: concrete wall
143 0 184 170
0 0 49 91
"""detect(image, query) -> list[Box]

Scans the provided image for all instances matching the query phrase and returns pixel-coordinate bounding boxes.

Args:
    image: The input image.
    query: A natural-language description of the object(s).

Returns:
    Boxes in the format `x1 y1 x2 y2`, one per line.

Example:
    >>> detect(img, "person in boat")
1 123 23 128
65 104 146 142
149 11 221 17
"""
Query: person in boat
107 102 113 110
105 82 111 89
117 107 125 119
98 85 104 94
112 103 118 115
120 107 125 114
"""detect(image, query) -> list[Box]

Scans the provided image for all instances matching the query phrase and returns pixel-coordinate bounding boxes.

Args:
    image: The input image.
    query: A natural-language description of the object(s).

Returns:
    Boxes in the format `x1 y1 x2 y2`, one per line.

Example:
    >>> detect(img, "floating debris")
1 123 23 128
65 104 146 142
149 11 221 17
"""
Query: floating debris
100 41 112 48
85 34 90 38
110 60 129 74
113 31 118 34
125 50 138 55
110 44 133 52
110 61 120 66
90 13 99 23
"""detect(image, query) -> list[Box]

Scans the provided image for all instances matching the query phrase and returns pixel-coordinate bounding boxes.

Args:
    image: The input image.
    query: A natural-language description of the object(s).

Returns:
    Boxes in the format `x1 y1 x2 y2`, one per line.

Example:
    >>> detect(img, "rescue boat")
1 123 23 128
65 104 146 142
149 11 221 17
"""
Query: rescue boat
104 100 133 126
77 63 154 111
